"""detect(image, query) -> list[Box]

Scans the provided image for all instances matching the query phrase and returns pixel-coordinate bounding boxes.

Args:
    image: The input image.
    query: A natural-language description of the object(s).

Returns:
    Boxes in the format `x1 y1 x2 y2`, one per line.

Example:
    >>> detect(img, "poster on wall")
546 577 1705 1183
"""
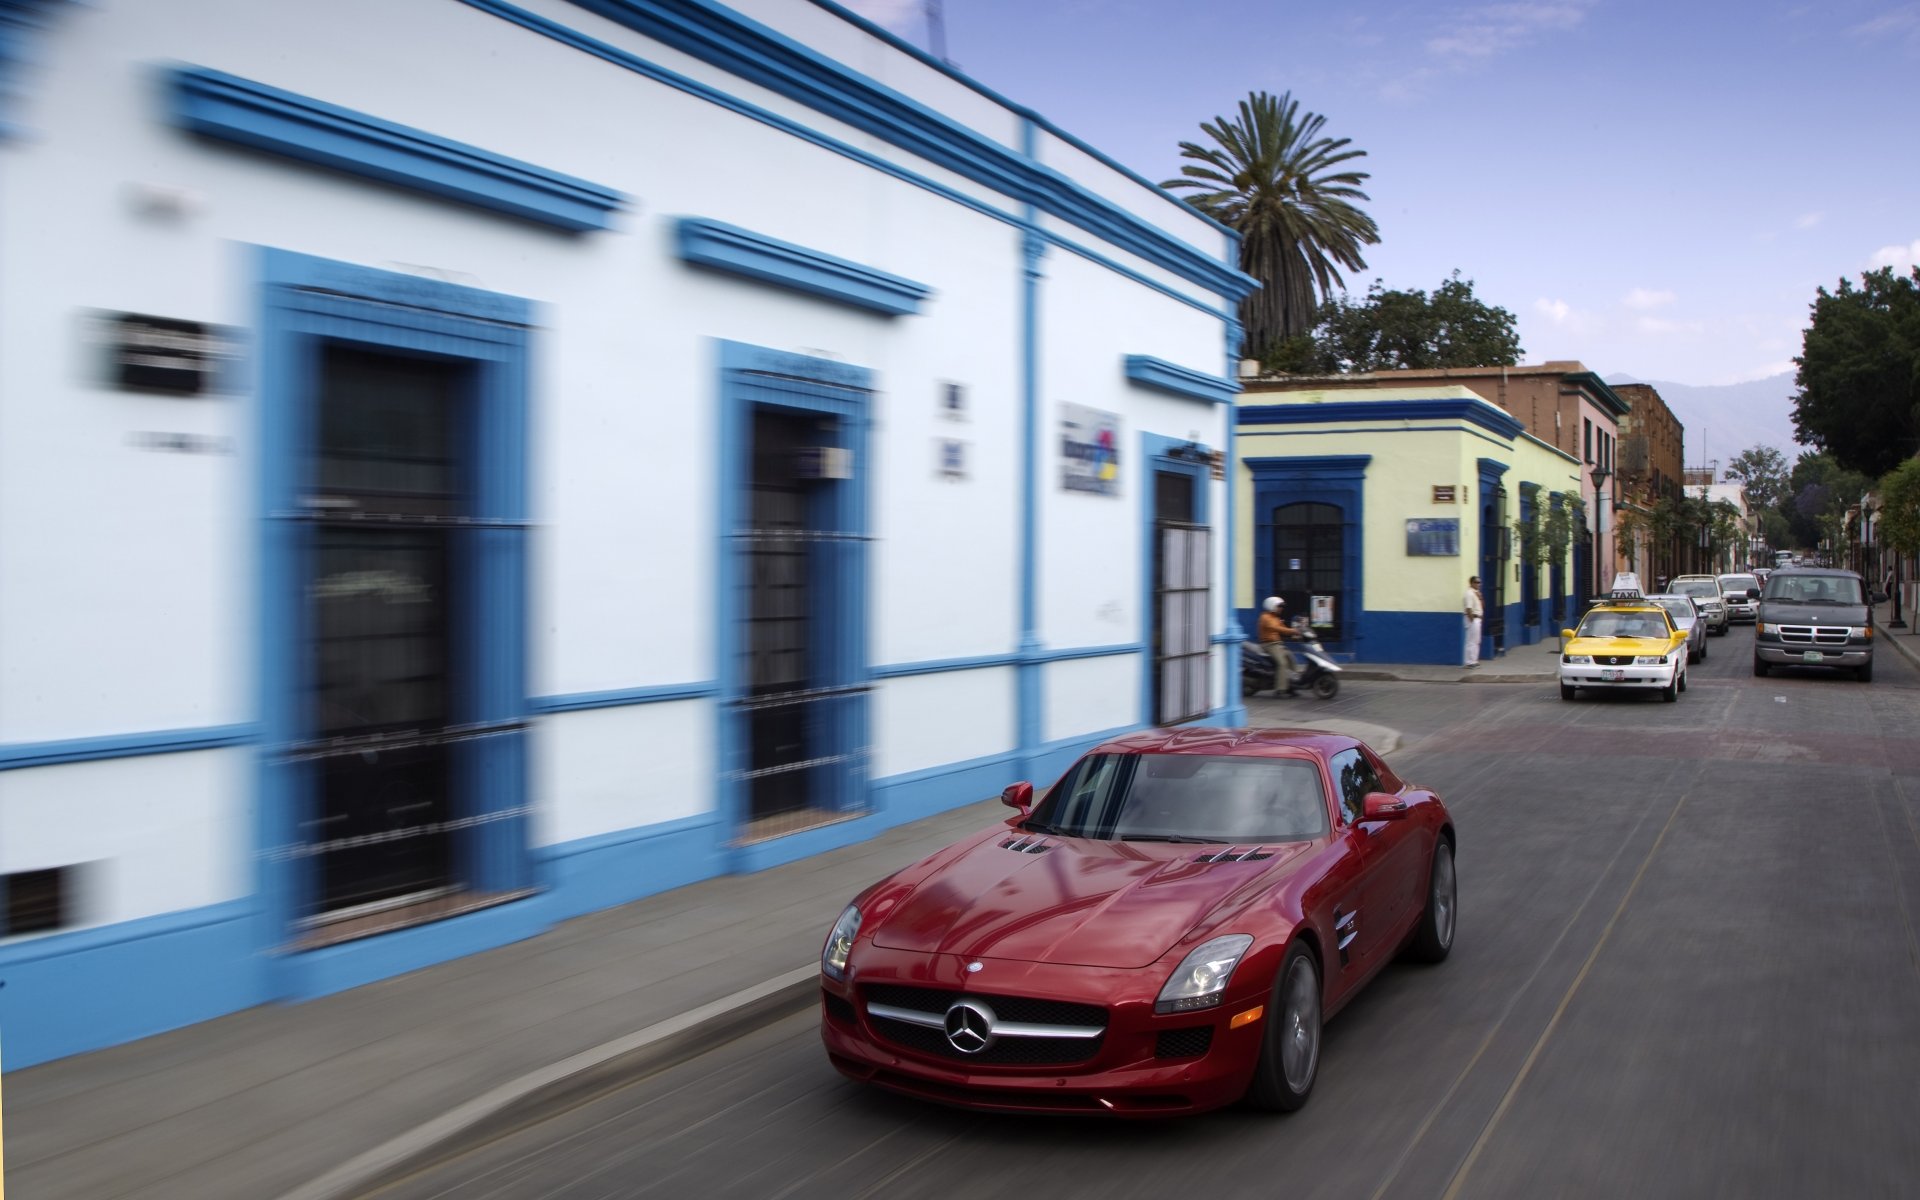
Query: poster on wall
1310 595 1335 627
1406 518 1460 556
1059 403 1120 495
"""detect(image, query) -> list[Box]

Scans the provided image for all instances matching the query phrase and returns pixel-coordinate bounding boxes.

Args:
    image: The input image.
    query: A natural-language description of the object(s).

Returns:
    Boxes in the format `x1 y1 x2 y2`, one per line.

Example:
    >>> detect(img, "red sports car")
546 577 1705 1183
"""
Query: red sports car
819 726 1455 1116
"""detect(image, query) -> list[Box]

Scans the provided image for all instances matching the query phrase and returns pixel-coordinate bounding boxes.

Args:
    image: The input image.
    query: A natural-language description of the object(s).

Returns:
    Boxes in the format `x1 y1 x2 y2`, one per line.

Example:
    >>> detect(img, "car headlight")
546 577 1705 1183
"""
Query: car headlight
1756 622 1772 634
1155 933 1254 1014
1633 655 1666 665
1856 625 1874 639
1564 654 1593 665
821 903 861 980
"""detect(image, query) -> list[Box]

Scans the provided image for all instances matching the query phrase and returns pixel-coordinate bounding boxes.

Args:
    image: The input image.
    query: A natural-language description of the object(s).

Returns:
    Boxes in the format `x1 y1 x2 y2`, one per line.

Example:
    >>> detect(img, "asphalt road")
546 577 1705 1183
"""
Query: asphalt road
372 625 1920 1200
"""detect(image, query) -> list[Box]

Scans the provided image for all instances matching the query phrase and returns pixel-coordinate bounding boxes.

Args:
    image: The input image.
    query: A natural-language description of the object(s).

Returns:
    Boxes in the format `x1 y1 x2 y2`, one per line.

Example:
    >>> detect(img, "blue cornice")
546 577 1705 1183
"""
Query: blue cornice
560 0 1255 302
675 217 931 315
1244 454 1372 480
1124 355 1239 405
1477 456 1511 479
1238 397 1526 442
0 723 258 770
0 0 69 139
169 66 627 232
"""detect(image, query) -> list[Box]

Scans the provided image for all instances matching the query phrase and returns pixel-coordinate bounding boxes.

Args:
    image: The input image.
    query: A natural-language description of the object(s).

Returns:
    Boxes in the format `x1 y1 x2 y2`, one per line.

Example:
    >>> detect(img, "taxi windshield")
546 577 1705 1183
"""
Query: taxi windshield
1575 611 1670 639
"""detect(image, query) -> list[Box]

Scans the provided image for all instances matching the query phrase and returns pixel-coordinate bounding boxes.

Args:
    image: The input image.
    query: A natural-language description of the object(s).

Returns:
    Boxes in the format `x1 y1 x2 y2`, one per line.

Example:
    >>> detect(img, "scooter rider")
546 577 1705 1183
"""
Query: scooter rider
1257 596 1303 697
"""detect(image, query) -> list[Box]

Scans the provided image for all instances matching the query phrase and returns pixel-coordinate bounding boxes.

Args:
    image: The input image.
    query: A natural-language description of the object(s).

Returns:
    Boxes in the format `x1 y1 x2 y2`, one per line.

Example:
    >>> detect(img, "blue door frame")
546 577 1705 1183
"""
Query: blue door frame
255 248 537 999
713 341 872 868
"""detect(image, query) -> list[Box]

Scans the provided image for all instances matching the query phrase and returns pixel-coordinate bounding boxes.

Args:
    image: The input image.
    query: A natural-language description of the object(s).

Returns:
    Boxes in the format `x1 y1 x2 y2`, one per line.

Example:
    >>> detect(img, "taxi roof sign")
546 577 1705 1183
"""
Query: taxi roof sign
1606 571 1645 601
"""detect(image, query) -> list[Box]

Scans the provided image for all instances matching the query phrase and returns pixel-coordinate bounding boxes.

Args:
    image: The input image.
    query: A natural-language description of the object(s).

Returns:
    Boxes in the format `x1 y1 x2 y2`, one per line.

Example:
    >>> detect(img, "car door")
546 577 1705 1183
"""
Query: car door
1346 747 1427 947
1326 748 1392 978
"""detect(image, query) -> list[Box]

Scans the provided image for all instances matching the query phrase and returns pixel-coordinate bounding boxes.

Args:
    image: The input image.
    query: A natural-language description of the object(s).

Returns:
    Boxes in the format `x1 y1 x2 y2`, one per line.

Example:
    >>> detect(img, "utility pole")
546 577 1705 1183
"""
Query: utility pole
926 0 948 62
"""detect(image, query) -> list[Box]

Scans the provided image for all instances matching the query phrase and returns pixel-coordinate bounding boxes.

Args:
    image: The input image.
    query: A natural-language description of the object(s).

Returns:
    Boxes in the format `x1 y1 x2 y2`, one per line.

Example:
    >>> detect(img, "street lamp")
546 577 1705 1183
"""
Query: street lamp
1591 465 1611 599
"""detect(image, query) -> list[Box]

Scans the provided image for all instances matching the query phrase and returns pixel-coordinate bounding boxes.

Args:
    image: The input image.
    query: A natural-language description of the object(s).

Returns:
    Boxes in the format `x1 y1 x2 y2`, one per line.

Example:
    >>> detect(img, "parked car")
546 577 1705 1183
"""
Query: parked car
819 728 1456 1116
1718 573 1762 623
1754 567 1873 681
1648 593 1709 663
1668 575 1729 635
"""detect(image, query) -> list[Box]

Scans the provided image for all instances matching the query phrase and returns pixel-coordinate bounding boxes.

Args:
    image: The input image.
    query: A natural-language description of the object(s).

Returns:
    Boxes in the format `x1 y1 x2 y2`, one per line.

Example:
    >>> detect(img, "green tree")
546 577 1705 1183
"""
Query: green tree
1272 271 1523 373
1877 458 1920 565
1723 445 1790 513
1163 91 1381 356
1786 451 1870 551
1792 266 1920 477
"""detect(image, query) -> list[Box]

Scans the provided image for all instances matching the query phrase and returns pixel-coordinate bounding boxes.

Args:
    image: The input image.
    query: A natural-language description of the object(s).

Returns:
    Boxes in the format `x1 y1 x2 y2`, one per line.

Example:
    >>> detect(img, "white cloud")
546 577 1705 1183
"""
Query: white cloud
1850 4 1920 40
1635 315 1704 337
1535 297 1572 324
839 0 923 36
1869 238 1920 270
1795 211 1824 230
1427 2 1594 63
1623 287 1676 310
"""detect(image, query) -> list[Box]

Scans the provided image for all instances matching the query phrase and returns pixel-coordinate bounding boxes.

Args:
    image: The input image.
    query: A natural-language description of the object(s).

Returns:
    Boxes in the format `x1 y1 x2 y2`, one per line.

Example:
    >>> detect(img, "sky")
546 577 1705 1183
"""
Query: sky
841 0 1920 388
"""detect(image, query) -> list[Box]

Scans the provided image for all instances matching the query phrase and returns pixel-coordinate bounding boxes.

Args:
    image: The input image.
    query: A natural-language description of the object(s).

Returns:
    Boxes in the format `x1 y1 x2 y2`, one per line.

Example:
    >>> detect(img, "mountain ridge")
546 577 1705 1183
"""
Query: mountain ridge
1604 371 1802 466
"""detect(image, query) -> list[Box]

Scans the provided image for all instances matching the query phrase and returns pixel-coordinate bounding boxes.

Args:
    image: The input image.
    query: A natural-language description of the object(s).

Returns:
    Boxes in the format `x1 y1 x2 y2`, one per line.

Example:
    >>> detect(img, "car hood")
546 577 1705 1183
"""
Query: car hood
1758 601 1868 625
1566 636 1678 655
870 834 1309 968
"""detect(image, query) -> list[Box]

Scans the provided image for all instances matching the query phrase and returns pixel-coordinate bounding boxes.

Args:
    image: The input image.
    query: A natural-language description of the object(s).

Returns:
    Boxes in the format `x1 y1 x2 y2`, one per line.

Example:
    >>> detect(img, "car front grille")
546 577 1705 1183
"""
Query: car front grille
861 983 1108 1066
1595 654 1634 666
1777 625 1850 646
862 984 1107 1027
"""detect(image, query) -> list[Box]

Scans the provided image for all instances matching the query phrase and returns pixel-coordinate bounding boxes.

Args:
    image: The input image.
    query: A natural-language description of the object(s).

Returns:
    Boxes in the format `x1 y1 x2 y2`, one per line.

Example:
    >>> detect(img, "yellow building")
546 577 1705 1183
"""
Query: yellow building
1235 385 1584 664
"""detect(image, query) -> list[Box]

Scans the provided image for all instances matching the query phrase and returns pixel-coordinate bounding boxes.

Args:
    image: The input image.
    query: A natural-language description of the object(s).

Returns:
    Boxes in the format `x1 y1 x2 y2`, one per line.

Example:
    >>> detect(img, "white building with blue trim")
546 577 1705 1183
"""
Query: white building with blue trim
0 0 1255 1067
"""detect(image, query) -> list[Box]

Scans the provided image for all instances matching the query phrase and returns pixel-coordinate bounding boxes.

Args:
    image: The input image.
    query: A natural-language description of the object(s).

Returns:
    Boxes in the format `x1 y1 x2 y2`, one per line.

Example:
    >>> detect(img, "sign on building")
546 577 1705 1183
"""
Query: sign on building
1406 518 1460 556
1059 402 1120 495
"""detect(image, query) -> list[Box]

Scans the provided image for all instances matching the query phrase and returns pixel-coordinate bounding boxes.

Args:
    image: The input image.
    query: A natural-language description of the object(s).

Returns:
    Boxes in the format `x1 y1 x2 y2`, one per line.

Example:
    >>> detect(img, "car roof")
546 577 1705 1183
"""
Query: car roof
1766 566 1859 578
1089 726 1353 760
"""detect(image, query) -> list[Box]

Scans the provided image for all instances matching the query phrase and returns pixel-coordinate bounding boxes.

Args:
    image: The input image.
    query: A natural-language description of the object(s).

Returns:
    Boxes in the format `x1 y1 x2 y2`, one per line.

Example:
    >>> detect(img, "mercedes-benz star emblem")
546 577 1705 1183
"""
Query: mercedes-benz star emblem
944 1000 995 1054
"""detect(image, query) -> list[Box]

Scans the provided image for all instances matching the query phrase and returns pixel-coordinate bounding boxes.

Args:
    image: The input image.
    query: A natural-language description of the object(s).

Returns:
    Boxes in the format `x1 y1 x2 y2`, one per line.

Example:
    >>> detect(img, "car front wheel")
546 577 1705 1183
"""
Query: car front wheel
1247 943 1321 1112
1559 682 1576 701
1753 657 1768 678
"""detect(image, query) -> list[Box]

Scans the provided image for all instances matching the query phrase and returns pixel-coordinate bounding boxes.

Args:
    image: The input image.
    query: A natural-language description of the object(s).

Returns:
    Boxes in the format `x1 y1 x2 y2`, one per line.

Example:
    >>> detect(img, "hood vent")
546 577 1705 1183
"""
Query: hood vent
1000 835 1054 854
1194 846 1274 863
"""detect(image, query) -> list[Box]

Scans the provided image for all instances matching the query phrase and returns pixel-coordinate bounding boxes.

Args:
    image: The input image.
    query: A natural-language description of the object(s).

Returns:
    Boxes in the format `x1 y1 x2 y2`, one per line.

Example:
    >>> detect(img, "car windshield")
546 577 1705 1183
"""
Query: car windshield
1027 753 1329 843
1576 611 1670 639
1672 581 1718 599
1719 575 1759 593
1764 575 1864 604
1652 598 1694 624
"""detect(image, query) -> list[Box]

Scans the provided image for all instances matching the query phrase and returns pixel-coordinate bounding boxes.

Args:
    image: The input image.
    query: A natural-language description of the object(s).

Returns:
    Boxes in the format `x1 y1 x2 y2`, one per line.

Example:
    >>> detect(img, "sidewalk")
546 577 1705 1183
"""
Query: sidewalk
1872 595 1920 672
1 715 1403 1200
1334 634 1564 685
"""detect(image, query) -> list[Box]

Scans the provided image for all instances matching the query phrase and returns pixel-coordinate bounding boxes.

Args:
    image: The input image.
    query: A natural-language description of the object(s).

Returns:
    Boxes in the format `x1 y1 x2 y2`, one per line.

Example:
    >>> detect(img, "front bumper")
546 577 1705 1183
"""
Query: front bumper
819 949 1269 1116
1724 602 1757 622
1755 641 1870 669
1559 662 1675 689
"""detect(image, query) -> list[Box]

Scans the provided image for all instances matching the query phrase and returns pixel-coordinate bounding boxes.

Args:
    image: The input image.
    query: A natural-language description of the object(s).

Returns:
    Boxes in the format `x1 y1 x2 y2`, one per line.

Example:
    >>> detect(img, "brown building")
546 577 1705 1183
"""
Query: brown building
1251 362 1631 595
1612 382 1687 584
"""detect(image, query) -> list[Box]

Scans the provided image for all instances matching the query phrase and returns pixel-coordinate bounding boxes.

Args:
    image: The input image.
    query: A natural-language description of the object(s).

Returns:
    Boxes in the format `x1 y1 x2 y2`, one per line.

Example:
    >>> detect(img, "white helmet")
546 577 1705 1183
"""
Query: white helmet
1263 596 1283 612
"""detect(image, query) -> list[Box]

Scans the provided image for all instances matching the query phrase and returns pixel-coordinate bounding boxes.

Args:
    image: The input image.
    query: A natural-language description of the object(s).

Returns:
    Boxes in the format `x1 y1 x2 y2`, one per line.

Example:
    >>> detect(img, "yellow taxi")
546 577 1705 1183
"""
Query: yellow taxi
1559 574 1690 702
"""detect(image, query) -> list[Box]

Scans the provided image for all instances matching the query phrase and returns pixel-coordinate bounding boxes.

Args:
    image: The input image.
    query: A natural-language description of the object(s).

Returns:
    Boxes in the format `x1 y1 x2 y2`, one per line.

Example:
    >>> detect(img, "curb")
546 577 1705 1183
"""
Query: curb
282 965 820 1200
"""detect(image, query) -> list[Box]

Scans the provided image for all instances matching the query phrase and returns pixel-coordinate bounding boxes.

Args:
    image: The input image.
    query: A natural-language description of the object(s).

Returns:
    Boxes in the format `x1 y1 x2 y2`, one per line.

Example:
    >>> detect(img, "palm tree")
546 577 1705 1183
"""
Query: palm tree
1162 91 1380 355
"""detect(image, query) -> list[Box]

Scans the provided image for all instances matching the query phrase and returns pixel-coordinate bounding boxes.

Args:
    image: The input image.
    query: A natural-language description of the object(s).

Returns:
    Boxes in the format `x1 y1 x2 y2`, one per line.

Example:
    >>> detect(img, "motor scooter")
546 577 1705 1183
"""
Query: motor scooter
1240 622 1342 700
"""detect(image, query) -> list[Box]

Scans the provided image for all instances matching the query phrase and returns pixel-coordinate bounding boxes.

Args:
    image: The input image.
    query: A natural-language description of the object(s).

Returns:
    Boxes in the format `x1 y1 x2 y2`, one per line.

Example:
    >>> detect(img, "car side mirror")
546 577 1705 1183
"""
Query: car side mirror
1362 791 1409 821
1560 628 1575 640
1001 781 1033 811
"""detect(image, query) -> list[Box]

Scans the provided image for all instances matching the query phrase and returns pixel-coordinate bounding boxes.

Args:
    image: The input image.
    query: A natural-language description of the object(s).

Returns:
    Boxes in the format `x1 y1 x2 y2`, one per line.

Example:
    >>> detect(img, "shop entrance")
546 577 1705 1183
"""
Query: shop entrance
1152 470 1210 725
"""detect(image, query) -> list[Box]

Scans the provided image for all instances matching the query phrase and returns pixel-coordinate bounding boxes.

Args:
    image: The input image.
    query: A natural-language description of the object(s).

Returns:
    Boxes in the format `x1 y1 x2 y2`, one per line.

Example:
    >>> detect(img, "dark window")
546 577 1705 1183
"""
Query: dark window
1584 419 1592 463
3 867 71 934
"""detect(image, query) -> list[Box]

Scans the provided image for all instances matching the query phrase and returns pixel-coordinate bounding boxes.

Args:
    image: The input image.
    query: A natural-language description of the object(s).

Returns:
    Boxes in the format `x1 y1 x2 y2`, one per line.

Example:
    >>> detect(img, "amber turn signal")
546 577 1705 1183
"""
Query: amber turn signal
1229 1005 1265 1029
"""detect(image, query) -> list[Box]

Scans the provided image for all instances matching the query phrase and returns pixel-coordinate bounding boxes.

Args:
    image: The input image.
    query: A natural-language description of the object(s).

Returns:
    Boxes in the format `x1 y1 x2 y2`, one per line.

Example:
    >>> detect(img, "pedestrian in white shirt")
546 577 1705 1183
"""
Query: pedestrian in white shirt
1464 576 1484 667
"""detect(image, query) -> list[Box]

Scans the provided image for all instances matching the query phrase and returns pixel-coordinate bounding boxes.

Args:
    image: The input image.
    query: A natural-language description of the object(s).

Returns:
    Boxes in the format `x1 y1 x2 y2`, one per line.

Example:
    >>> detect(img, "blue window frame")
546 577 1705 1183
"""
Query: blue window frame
1246 456 1369 656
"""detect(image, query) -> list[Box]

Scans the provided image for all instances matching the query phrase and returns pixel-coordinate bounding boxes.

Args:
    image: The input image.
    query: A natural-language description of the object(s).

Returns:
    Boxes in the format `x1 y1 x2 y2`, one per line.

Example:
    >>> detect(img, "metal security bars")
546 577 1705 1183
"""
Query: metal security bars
1156 521 1212 725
